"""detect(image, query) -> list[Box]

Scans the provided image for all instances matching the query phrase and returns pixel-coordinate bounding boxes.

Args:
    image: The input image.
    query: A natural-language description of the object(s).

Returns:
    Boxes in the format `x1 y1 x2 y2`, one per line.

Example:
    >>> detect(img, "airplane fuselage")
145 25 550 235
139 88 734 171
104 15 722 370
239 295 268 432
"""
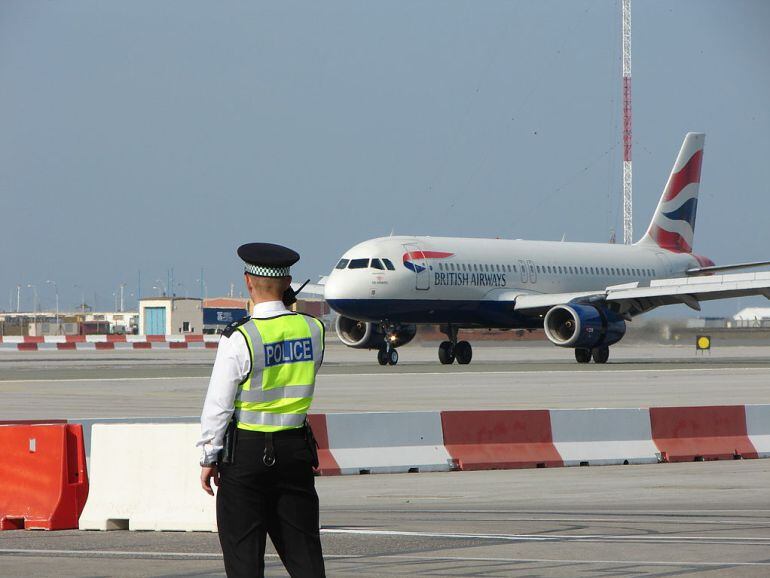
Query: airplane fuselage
325 235 701 328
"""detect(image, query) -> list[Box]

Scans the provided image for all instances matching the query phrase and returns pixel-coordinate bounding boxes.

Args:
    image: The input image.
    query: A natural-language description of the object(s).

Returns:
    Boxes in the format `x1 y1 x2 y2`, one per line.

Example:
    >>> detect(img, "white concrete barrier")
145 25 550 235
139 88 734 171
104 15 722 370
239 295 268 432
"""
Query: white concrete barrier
549 408 659 466
79 423 216 532
325 411 452 474
746 404 770 458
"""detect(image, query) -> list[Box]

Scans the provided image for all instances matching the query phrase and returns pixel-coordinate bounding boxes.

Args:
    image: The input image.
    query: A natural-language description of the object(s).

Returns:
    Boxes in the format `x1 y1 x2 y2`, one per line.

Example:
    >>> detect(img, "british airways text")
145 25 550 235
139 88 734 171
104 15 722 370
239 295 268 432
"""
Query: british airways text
264 338 314 367
433 272 506 287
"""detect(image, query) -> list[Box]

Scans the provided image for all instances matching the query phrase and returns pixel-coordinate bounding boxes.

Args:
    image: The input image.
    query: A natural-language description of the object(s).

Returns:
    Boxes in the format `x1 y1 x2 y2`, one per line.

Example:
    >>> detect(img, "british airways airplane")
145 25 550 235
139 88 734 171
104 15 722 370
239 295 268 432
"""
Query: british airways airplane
324 133 770 365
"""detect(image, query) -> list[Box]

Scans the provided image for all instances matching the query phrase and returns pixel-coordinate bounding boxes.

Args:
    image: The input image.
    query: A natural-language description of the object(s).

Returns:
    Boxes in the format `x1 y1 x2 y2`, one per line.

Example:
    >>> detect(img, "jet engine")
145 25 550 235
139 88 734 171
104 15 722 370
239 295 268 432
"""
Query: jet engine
335 316 417 349
543 304 626 349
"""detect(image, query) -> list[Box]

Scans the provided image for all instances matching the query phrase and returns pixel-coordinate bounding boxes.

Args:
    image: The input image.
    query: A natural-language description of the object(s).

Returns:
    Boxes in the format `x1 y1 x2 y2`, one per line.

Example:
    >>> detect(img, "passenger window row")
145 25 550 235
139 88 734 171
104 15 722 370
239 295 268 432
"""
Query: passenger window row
531 265 655 277
436 261 656 278
335 258 396 271
437 263 516 273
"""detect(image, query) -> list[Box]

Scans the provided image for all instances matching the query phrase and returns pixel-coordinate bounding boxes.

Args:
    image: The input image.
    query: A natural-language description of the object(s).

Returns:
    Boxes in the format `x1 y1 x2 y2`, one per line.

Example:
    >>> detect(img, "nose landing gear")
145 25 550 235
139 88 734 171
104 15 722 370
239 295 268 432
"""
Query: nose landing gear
377 324 400 365
438 325 473 365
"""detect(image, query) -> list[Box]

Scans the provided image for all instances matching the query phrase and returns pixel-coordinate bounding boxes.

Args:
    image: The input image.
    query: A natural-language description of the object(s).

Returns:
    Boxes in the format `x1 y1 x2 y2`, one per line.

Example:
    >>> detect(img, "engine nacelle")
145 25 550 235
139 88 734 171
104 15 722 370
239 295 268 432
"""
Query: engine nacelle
335 316 416 349
543 304 626 349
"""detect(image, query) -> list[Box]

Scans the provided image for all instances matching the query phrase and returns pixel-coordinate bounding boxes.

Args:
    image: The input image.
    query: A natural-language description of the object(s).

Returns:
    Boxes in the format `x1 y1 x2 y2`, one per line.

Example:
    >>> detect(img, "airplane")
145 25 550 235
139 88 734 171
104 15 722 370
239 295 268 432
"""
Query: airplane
323 133 770 365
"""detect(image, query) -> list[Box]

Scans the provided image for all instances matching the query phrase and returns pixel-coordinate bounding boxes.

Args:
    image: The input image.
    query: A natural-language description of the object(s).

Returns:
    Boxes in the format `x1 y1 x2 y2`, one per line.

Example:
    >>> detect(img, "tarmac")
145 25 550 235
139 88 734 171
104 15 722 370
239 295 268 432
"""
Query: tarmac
1 341 769 576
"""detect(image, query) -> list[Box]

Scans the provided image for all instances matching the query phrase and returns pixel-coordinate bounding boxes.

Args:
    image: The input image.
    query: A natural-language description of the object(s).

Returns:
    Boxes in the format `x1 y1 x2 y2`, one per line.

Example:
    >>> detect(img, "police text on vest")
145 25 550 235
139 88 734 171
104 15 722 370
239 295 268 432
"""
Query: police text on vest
264 338 314 367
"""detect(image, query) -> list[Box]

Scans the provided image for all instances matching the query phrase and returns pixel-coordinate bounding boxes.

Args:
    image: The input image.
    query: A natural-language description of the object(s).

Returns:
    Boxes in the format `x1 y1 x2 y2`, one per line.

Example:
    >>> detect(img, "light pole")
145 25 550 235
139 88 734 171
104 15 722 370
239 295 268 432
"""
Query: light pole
27 284 38 335
46 280 59 334
153 279 167 297
196 277 208 300
74 284 86 313
16 285 21 313
119 283 126 312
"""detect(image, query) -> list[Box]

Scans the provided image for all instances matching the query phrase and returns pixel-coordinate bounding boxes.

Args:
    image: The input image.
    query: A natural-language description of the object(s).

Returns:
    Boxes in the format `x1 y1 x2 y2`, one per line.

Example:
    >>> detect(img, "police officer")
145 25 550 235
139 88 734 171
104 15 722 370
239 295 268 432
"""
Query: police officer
198 242 326 578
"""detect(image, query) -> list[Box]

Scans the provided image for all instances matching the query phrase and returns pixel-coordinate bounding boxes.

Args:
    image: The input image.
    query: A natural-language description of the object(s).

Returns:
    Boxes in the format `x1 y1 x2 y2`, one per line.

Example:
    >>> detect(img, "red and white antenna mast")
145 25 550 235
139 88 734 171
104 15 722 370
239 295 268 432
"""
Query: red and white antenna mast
622 0 633 244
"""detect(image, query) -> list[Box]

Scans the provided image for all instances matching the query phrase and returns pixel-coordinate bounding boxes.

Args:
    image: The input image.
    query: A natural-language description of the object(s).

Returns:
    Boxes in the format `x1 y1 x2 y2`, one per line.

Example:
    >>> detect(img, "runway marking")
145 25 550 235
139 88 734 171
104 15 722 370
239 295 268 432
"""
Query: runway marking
2 366 767 384
323 367 770 378
321 527 770 545
1 549 769 567
331 513 770 526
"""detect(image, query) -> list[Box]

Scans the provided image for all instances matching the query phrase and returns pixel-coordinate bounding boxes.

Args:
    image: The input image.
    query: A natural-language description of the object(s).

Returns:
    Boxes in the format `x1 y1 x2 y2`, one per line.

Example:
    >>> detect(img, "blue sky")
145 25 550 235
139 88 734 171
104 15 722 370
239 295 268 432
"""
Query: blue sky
1 1 768 315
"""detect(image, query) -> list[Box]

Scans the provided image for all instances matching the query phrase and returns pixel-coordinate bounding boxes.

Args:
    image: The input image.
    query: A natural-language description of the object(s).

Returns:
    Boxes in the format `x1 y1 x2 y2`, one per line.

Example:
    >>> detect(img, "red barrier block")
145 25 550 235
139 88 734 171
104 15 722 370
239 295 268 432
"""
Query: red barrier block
132 342 152 349
169 342 188 349
205 341 218 349
24 336 45 344
650 406 758 462
307 414 341 476
441 410 563 471
17 343 38 351
65 335 86 343
105 335 127 343
94 342 115 350
57 342 77 350
146 335 166 343
0 424 89 530
184 335 204 343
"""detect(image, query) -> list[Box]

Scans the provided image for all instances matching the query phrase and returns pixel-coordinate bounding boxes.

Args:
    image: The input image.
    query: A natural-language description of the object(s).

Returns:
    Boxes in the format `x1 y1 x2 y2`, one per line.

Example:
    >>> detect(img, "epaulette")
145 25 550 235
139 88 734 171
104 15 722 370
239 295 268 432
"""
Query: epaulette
221 316 251 338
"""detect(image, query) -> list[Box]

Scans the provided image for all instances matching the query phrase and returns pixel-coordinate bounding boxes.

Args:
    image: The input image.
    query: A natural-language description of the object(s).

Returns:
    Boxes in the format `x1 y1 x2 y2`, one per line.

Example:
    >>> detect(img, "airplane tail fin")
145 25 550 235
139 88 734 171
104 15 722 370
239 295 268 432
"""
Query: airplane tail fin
636 132 705 253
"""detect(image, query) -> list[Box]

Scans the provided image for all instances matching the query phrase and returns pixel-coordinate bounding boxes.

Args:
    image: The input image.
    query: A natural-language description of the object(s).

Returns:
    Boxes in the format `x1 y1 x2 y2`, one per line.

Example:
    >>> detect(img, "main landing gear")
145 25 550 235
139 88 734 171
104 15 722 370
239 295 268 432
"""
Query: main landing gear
574 345 610 364
438 325 473 365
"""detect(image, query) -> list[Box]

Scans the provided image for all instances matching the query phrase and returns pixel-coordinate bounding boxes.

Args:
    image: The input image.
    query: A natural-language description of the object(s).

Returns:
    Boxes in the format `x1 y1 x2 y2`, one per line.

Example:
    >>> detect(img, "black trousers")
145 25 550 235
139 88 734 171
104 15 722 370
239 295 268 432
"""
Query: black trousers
216 428 326 578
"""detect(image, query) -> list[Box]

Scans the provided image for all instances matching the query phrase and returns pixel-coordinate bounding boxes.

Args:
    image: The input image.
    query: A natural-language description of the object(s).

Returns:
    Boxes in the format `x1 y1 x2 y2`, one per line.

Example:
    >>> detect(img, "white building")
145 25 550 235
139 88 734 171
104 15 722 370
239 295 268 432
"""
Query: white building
733 307 770 328
139 297 203 335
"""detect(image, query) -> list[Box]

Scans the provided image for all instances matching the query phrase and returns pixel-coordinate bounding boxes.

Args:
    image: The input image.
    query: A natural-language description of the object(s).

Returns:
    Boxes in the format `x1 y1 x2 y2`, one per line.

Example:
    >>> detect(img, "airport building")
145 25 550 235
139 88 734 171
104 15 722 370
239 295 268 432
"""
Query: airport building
138 297 202 336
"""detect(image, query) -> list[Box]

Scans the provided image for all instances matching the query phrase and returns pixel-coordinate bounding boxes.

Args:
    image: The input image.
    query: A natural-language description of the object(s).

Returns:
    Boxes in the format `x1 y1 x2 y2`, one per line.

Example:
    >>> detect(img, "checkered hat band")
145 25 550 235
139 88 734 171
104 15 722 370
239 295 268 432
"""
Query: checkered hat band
244 264 290 277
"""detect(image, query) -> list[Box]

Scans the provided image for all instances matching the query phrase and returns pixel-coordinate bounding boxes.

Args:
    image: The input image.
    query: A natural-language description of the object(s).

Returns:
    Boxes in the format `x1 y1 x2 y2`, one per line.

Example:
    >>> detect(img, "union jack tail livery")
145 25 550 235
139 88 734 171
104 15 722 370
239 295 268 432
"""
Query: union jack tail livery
637 132 704 253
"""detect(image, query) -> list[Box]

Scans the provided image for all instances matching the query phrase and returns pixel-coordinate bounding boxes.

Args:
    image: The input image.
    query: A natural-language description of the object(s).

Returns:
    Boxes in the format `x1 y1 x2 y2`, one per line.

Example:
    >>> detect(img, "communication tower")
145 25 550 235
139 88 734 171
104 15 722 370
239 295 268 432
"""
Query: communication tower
622 0 633 244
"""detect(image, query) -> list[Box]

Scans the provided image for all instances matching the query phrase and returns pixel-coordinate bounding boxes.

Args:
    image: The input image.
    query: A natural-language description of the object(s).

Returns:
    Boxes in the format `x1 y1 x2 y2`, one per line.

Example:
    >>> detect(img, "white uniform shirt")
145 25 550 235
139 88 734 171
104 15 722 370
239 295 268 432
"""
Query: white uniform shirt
197 300 290 464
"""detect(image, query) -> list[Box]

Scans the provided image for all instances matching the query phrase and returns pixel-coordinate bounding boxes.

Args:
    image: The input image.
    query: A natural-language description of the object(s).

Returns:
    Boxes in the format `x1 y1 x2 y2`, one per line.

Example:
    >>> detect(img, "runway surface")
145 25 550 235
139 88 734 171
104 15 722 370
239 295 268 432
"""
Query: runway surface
2 342 769 576
2 461 769 577
1 343 769 418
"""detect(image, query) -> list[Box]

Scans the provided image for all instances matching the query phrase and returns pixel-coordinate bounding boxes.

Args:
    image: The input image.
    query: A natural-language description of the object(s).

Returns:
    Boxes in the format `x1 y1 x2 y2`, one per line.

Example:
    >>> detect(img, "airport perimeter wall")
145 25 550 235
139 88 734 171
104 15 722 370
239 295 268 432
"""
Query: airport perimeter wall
2 405 767 532
0 334 220 350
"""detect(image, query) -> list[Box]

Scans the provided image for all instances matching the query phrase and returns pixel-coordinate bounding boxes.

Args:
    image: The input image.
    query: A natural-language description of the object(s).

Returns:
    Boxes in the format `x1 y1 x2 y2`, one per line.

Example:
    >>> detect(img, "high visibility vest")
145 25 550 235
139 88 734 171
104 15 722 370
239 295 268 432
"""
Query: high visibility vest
234 313 324 432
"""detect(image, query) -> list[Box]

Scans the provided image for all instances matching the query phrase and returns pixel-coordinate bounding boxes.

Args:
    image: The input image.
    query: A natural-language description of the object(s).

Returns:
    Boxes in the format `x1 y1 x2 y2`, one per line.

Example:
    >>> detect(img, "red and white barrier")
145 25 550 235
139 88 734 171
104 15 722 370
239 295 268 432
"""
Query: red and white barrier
79 424 216 532
4 405 768 532
0 334 220 351
650 405 757 462
549 408 659 466
322 411 451 474
745 404 770 458
441 410 563 470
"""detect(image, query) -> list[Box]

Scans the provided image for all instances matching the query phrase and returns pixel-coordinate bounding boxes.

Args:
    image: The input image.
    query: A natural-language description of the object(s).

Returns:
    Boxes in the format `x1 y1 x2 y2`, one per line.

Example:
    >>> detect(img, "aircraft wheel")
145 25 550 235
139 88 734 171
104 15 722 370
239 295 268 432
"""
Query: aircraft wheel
388 348 399 365
592 345 610 364
438 341 455 364
377 348 389 366
455 341 473 365
574 348 592 363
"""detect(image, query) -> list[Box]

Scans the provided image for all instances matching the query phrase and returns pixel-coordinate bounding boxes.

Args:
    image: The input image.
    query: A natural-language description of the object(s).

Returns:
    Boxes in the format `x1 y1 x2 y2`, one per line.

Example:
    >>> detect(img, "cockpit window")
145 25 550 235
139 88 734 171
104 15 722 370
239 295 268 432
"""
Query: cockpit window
382 258 395 270
335 259 349 270
348 258 369 269
371 258 384 270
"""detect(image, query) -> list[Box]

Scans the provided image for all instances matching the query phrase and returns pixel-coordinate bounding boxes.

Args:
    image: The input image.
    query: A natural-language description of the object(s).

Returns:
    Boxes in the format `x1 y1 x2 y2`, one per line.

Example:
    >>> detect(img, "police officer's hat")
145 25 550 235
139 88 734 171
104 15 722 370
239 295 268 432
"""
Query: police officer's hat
238 242 299 277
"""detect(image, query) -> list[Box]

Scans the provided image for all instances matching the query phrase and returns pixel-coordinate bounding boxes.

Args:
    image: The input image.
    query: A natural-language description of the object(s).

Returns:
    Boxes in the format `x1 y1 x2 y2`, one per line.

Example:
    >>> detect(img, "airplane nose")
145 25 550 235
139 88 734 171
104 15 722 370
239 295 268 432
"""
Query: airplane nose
323 272 343 301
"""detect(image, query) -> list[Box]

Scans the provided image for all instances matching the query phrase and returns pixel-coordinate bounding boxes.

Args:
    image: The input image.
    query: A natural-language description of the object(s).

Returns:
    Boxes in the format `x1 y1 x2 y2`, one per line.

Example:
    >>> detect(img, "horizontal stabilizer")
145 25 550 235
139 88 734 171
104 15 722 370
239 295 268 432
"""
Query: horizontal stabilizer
686 260 770 276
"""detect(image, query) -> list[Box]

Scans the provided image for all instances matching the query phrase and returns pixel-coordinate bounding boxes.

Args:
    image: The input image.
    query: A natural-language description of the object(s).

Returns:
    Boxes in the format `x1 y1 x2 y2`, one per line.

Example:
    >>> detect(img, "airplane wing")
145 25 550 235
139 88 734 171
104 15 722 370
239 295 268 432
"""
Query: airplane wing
291 279 326 299
511 270 770 316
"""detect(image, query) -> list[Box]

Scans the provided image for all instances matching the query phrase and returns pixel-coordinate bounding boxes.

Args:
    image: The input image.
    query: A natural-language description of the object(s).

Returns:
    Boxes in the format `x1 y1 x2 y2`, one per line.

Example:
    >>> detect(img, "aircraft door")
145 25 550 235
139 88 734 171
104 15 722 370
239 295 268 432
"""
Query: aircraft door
519 260 527 283
403 243 430 290
527 259 537 283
